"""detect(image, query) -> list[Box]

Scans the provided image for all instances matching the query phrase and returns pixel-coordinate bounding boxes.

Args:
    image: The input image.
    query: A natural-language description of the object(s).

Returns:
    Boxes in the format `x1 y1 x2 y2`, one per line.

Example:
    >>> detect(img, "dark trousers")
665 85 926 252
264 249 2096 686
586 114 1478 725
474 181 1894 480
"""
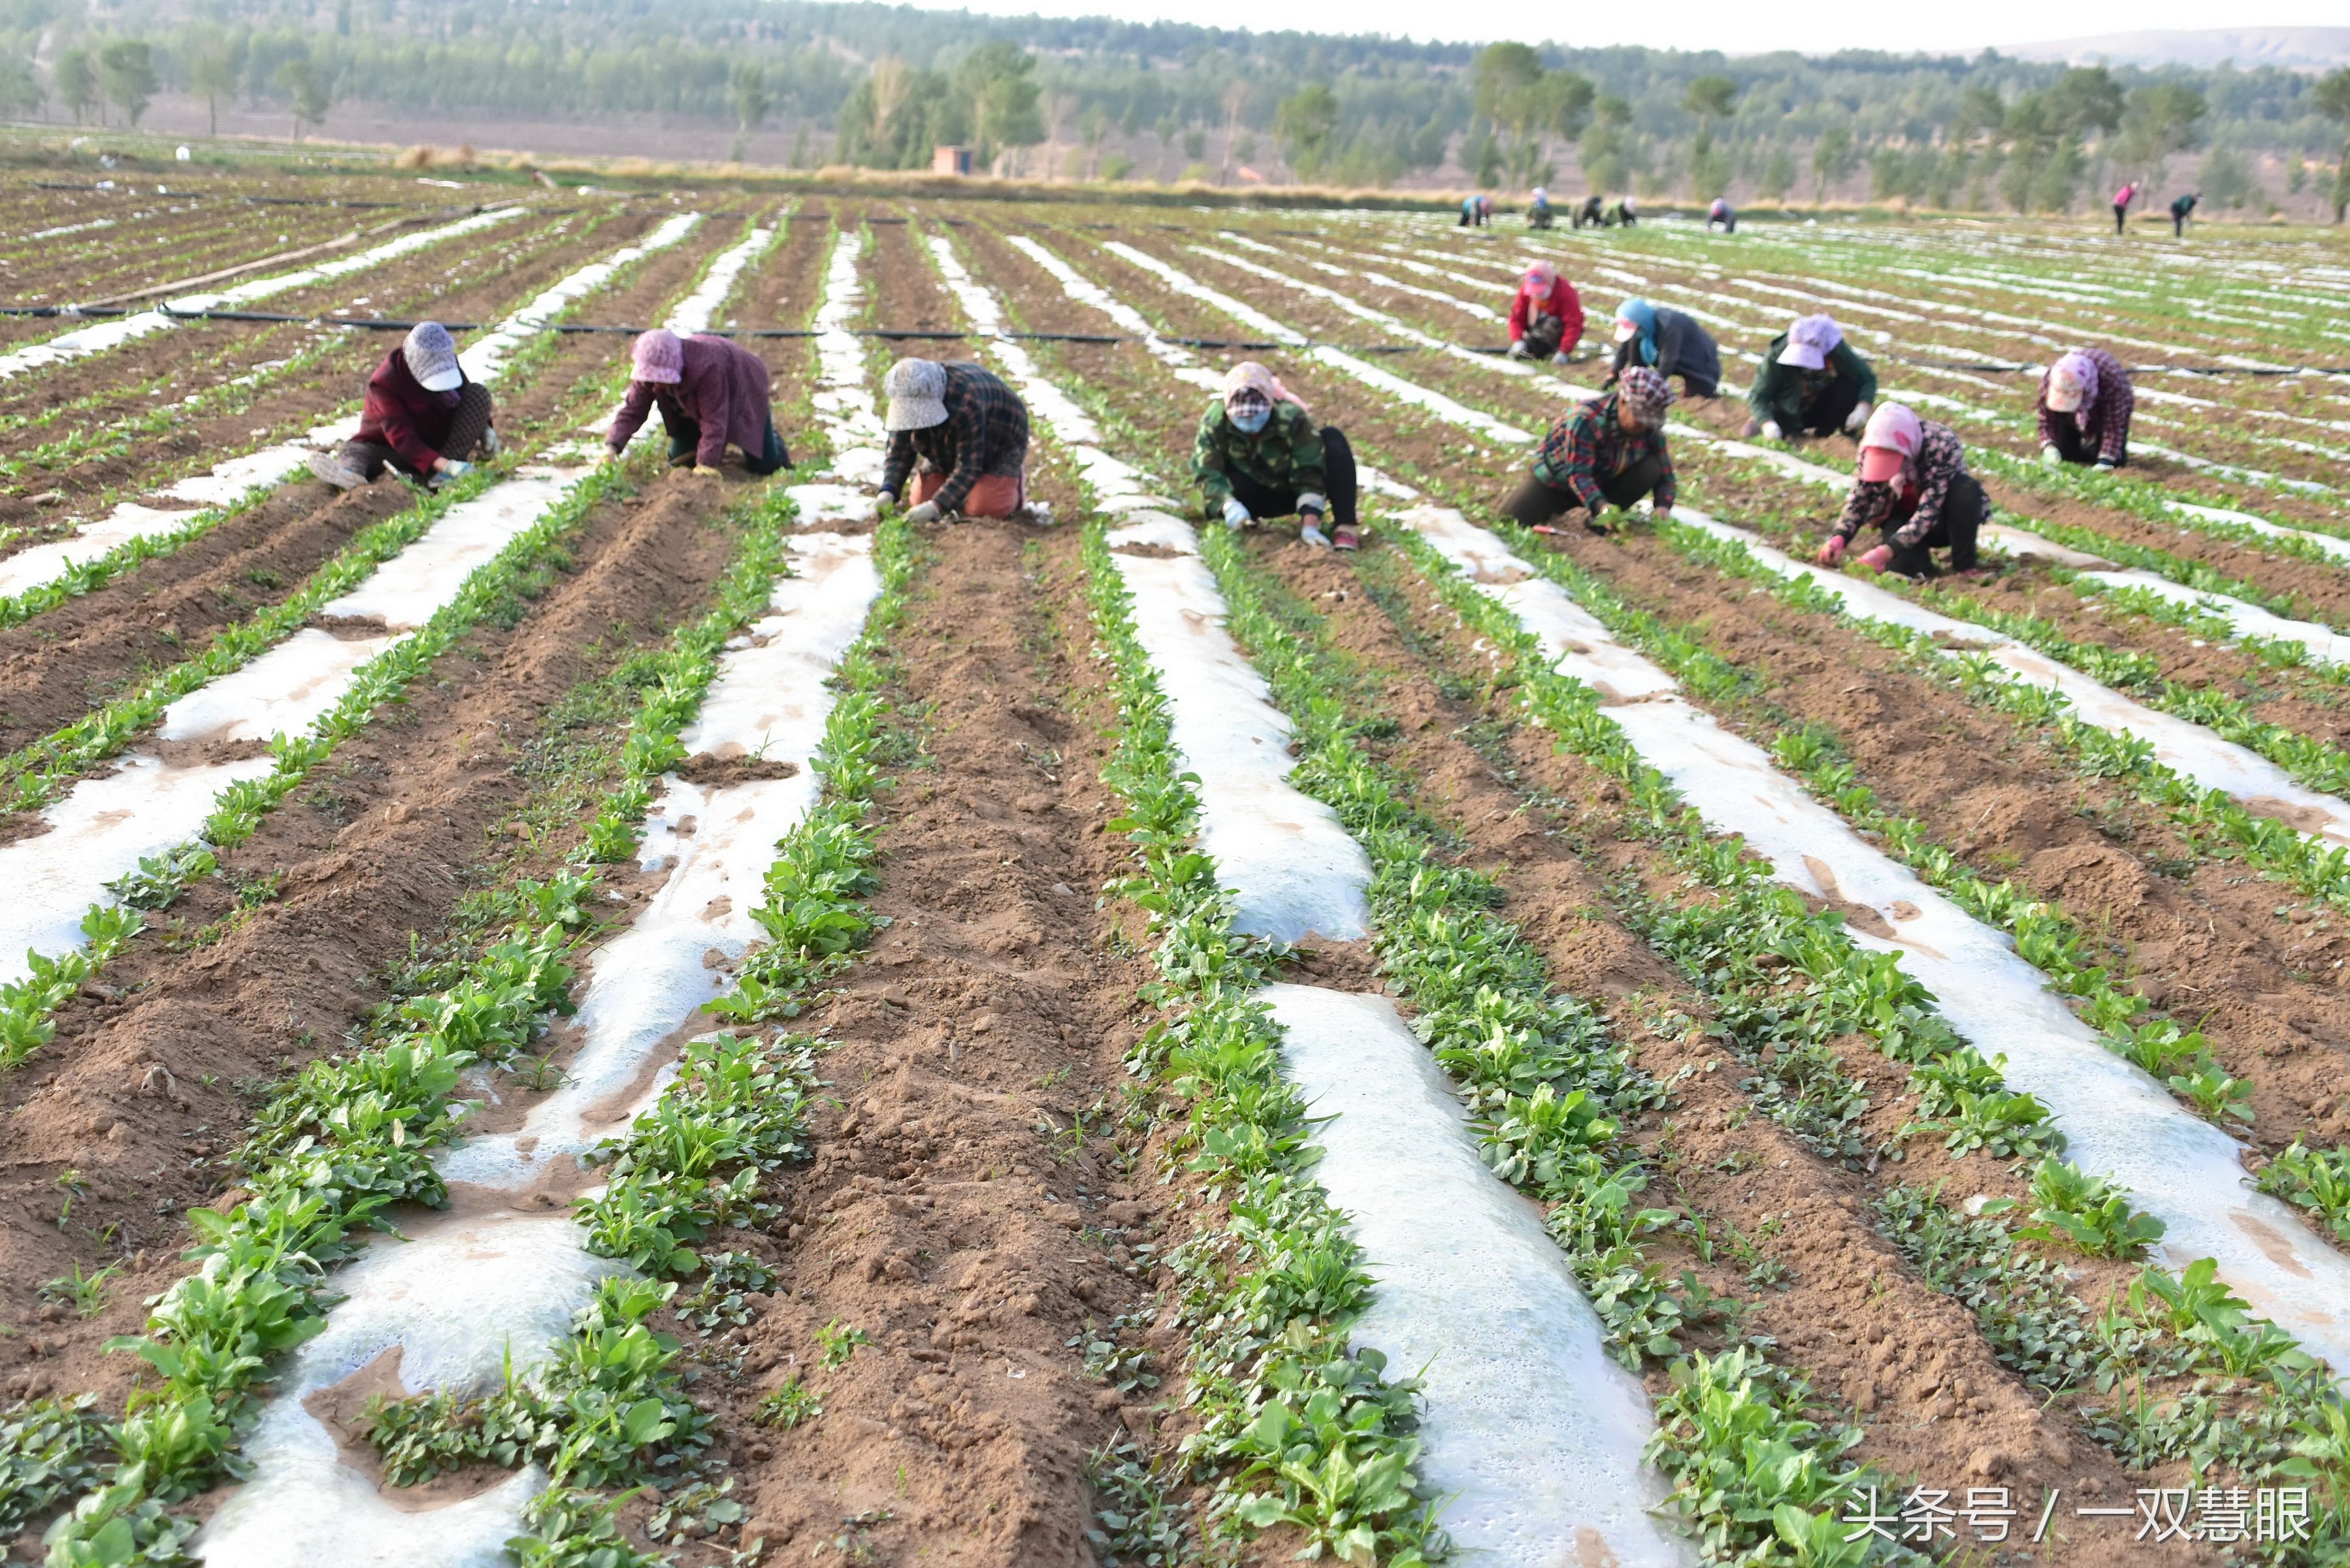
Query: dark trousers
1882 473 1985 576
1795 378 1863 437
1500 451 1667 526
342 382 493 480
661 408 791 474
2113 204 2129 234
2048 414 2125 469
2174 213 2188 237
1229 426 1357 530
1522 314 1565 359
1529 210 1553 229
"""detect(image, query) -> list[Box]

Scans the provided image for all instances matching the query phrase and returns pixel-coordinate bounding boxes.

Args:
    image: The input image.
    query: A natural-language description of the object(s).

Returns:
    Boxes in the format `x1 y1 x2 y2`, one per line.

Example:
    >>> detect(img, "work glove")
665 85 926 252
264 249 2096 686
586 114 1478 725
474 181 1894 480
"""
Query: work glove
1550 350 1572 366
1855 543 1895 572
1299 520 1332 549
429 459 473 489
1844 400 1871 433
876 488 897 509
905 499 943 525
1507 339 1531 360
1817 534 1848 568
1221 495 1251 531
1759 420 1784 442
2040 444 2062 465
2095 458 2117 471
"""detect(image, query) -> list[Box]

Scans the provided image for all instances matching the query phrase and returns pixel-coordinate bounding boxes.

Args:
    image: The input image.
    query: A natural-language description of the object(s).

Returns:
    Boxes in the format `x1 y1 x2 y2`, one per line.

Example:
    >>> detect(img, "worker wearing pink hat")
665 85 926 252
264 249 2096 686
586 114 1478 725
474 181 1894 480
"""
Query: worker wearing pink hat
1816 403 1986 578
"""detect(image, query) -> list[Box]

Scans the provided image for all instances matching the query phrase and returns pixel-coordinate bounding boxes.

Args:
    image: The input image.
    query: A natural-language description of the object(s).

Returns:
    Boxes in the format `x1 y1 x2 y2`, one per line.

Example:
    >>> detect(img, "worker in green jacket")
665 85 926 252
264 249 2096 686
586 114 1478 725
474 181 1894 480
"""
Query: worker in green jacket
1192 362 1360 551
1742 314 1876 442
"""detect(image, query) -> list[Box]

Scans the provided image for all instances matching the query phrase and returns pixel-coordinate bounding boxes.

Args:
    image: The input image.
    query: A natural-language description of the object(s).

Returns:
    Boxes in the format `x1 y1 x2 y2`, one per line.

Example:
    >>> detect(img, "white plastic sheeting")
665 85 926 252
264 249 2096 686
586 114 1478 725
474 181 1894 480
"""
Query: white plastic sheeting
1003 234 1222 391
788 228 887 508
662 223 775 336
1401 499 2350 1375
0 206 526 382
459 212 702 383
1188 241 1535 379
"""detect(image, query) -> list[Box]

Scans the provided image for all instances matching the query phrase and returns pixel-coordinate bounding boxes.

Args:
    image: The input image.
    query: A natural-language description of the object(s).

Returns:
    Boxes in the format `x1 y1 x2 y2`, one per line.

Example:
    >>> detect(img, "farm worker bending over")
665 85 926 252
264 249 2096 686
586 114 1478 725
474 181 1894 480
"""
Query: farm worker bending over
1575 194 1605 229
1743 314 1875 441
314 321 497 491
2170 191 2198 237
2038 348 2133 470
2112 181 2136 234
1507 261 1584 364
1499 366 1676 536
1607 298 1720 399
1612 195 1639 227
1527 186 1554 229
608 328 792 474
1817 404 1985 578
1708 197 1736 233
1193 362 1360 551
877 357 1032 523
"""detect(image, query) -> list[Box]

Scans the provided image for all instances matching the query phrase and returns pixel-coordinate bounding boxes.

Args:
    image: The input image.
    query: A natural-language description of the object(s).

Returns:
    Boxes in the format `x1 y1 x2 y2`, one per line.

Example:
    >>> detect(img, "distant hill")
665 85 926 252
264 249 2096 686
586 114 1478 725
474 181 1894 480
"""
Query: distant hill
2006 26 2350 72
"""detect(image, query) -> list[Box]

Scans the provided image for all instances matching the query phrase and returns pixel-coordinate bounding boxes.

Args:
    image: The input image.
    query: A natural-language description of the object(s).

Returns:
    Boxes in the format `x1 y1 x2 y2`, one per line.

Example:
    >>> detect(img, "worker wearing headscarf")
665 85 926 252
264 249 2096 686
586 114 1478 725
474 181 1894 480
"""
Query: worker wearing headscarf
878 357 1032 522
1707 197 1736 233
1575 194 1606 230
314 321 498 491
1743 314 1876 441
608 328 792 474
1611 195 1639 227
1817 404 1985 578
1528 186 1554 229
1499 367 1677 535
1606 298 1720 399
1507 261 1584 364
2037 348 2133 470
1193 362 1360 550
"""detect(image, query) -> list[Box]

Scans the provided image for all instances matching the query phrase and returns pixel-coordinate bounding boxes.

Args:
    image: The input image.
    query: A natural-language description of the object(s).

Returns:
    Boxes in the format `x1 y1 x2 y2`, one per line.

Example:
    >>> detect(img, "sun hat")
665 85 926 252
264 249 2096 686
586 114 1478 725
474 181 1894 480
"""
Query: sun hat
1522 260 1556 293
631 328 685 385
2046 351 2098 414
1857 402 1922 484
884 357 949 431
402 321 463 393
1778 314 1843 370
1222 360 1307 414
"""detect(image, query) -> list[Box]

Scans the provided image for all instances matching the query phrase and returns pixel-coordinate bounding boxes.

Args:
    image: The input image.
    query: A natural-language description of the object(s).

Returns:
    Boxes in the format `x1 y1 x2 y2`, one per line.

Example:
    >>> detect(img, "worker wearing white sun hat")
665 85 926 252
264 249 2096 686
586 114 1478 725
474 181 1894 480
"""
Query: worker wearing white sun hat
313 321 498 491
1743 314 1876 441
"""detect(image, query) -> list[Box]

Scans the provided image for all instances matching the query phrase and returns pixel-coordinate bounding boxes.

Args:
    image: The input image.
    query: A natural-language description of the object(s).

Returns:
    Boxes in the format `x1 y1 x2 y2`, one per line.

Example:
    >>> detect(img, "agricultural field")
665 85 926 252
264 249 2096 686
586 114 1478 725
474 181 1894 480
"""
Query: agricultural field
2 167 2350 1568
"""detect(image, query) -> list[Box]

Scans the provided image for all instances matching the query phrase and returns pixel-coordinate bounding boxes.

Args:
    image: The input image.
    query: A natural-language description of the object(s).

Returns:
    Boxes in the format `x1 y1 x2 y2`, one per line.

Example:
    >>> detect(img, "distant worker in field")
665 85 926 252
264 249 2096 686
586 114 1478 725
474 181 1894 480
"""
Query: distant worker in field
2170 191 2199 237
1459 193 1492 227
1606 297 1720 399
2037 348 2134 470
1576 194 1606 229
1507 261 1584 364
1528 186 1554 229
1743 314 1875 442
1708 197 1736 233
2112 180 2136 235
1499 366 1677 536
1612 195 1639 227
1816 403 1985 578
314 321 498 491
1193 361 1360 551
608 327 792 475
876 357 1032 523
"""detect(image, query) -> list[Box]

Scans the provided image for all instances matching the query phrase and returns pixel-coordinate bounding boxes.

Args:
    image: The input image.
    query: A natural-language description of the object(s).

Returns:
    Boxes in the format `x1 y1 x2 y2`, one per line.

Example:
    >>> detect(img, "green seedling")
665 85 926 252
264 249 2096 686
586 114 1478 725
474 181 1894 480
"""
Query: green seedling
37 1262 121 1320
815 1320 870 1369
756 1376 823 1430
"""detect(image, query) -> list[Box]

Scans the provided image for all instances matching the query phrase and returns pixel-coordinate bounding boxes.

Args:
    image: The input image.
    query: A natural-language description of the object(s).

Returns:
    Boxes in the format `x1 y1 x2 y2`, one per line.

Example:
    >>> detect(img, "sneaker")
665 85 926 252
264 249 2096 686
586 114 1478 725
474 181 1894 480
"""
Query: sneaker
1300 523 1332 549
1332 525 1361 551
311 449 367 490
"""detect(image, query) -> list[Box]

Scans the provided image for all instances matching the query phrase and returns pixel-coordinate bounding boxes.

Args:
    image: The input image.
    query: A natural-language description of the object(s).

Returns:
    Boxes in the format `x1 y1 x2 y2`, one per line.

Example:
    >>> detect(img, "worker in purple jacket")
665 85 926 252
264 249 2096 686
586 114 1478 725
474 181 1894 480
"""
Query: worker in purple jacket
607 328 791 474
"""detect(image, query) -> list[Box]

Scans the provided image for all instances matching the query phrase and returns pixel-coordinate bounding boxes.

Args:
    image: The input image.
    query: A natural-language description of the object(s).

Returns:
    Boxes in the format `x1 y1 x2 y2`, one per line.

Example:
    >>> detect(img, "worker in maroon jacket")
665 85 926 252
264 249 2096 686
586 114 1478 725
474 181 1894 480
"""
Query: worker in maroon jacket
1506 260 1584 364
607 327 792 474
313 321 498 491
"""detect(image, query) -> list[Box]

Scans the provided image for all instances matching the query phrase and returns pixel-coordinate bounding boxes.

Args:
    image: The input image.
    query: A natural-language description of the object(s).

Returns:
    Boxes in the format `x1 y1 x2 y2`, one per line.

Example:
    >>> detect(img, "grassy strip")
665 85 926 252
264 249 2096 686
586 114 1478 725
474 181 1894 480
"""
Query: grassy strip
1081 521 1443 1566
25 483 804 1565
1197 521 1917 1567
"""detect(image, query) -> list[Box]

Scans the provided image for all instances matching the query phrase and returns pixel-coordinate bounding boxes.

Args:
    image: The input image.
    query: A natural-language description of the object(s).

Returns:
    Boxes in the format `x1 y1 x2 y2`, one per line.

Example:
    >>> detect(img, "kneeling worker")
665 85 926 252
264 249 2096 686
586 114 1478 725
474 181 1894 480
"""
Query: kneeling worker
314 321 497 490
1816 404 1984 578
1194 362 1360 551
1744 314 1875 440
877 357 1031 522
1500 367 1676 536
1607 297 1720 399
1507 261 1584 364
2038 348 2132 470
608 328 792 474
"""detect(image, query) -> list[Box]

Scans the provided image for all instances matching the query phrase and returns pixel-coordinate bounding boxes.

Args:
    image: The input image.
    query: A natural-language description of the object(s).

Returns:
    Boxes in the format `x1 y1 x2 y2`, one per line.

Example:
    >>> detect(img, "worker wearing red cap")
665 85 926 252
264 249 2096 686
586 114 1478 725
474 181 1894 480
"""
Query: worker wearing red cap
1816 404 1985 578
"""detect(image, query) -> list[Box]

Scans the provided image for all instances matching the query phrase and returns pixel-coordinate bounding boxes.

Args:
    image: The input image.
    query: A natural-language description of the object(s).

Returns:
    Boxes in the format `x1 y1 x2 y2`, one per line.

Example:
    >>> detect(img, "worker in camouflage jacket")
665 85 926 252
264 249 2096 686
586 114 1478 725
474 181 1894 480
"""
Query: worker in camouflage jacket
1192 362 1360 550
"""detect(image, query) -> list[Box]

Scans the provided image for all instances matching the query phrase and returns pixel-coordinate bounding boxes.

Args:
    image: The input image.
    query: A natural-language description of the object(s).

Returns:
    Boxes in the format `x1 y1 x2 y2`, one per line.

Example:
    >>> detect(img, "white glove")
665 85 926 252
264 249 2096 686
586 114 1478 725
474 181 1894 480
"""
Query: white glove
439 459 473 479
1759 420 1784 442
1550 350 1571 366
2040 444 2062 465
1844 400 1871 433
876 488 897 508
1507 340 1530 360
1299 521 1332 549
905 500 942 525
1221 495 1251 531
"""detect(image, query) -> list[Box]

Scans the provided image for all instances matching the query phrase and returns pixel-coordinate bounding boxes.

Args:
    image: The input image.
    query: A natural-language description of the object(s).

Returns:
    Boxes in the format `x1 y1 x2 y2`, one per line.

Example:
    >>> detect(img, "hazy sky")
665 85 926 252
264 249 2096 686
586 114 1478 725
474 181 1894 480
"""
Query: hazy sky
903 0 2342 56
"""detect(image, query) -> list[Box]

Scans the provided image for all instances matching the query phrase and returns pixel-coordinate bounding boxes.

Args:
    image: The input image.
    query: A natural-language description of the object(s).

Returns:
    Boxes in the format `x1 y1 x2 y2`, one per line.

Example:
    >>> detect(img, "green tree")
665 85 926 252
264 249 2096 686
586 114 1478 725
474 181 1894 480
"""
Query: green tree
2115 81 2206 178
955 41 1043 169
276 56 332 139
189 39 240 138
1811 124 1855 204
1684 74 1737 199
2314 67 2350 223
1274 82 1339 180
728 61 770 159
0 56 41 120
97 39 156 128
1758 143 1795 201
2051 65 2126 138
56 47 97 125
1474 41 1590 189
1580 93 1633 194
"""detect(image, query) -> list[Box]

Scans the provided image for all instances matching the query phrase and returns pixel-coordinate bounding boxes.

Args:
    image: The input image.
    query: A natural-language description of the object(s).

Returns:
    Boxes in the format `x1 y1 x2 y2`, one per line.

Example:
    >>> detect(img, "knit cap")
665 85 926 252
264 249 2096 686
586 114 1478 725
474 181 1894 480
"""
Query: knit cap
1616 366 1675 423
1778 314 1844 370
2046 351 2098 414
884 358 949 431
631 328 685 385
402 321 463 393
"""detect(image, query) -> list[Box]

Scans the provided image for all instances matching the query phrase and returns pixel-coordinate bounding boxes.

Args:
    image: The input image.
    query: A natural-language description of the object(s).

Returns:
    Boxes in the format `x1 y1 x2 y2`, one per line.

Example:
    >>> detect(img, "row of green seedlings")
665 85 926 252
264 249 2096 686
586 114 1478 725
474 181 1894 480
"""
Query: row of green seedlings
375 506 917 1568
0 202 655 638
1079 521 1448 1567
8 483 821 1567
1375 512 2350 1555
0 210 603 485
0 221 766 1077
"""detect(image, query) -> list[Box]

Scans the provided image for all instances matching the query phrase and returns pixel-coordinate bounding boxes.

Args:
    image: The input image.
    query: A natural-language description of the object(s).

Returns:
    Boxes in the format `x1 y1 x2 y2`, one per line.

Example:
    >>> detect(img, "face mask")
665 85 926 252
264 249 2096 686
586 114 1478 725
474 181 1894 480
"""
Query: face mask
1228 403 1270 434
